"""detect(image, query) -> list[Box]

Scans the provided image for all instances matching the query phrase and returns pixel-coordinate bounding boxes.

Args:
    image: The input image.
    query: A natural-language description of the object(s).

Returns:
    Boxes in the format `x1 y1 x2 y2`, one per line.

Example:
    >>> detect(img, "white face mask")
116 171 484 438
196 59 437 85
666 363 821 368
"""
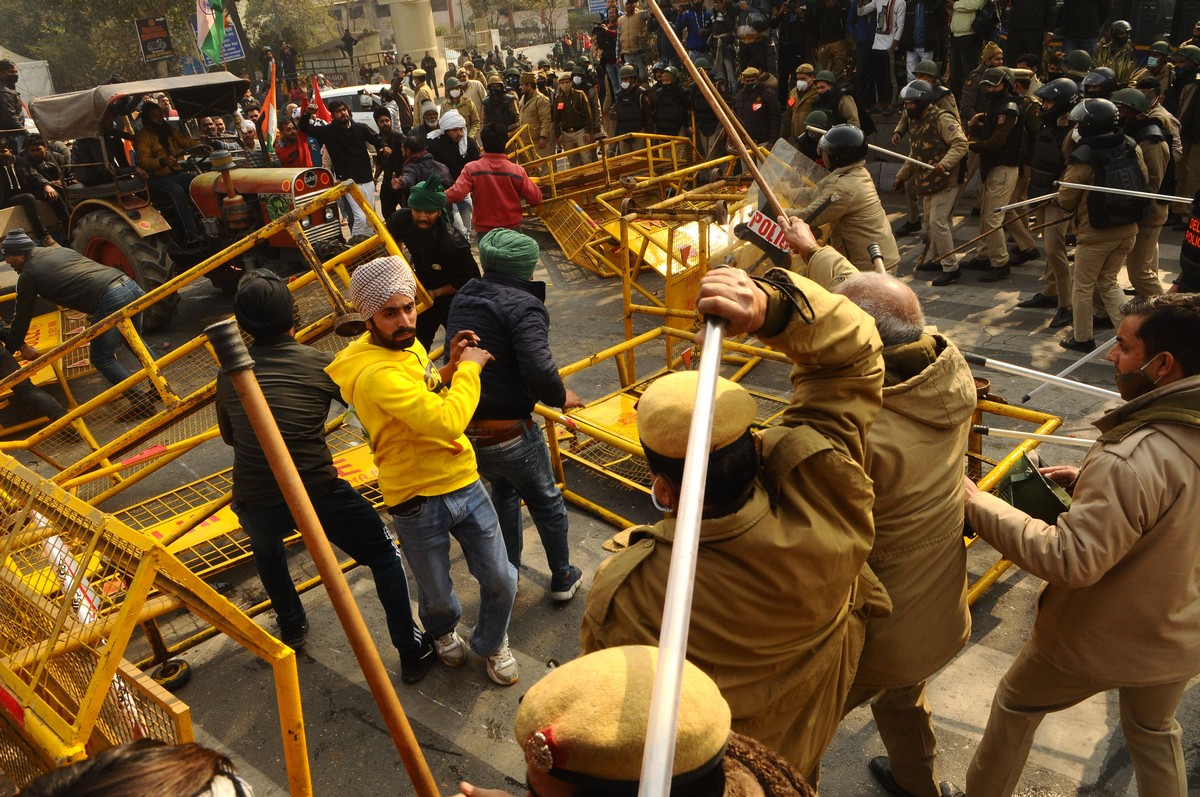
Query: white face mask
1148 56 1159 67
573 75 583 85
796 79 808 91
620 80 632 90
450 88 461 97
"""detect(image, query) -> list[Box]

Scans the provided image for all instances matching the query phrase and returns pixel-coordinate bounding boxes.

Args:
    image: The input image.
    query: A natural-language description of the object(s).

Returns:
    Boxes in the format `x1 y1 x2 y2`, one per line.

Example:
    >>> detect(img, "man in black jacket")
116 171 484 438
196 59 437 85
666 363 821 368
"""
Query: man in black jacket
0 142 57 245
299 100 381 237
0 59 26 155
216 270 432 681
426 109 481 236
444 228 585 602
385 177 480 349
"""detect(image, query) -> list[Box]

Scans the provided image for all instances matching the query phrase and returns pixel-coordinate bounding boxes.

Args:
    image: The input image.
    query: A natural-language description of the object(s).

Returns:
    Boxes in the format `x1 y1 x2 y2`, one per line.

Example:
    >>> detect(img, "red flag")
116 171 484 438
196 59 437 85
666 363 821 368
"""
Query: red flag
307 75 331 122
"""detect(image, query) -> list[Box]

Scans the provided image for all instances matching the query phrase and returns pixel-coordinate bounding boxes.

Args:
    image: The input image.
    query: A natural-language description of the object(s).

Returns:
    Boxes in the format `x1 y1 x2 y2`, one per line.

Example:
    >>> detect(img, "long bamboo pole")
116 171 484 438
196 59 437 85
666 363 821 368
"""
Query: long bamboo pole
962 351 1120 400
636 318 725 797
204 319 440 797
643 0 785 217
971 424 1096 448
805 125 936 170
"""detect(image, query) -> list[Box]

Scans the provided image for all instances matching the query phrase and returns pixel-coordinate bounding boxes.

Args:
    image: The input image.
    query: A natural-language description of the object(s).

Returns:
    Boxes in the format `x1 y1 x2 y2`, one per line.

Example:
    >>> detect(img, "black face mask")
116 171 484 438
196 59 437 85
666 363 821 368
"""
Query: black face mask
489 87 506 95
905 104 922 118
2 73 15 87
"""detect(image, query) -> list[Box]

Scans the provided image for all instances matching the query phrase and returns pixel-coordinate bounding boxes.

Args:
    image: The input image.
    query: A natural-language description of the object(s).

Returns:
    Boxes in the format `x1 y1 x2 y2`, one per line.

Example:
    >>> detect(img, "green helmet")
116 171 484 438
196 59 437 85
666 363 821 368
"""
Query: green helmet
579 55 592 64
564 60 577 71
804 109 831 128
662 65 682 82
1150 40 1171 55
814 70 838 85
445 75 460 89
1178 45 1200 66
914 59 939 78
619 63 639 78
1063 49 1093 75
504 66 520 76
537 58 550 67
693 56 713 69
1111 87 1149 114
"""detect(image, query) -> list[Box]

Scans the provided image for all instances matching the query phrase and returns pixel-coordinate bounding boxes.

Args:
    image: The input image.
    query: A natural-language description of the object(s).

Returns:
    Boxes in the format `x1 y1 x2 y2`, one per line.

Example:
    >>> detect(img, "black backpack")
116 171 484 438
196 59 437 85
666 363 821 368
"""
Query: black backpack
1084 138 1149 229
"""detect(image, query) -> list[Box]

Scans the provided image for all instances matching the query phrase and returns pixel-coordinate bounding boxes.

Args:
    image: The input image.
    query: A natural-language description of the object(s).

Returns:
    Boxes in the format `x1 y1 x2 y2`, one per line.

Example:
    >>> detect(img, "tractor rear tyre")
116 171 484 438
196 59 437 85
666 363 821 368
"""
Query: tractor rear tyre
71 211 179 332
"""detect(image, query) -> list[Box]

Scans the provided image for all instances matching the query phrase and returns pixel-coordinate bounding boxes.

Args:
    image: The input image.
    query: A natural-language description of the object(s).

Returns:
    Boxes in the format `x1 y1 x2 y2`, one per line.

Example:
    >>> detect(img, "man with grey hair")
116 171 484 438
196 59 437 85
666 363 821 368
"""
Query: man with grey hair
833 271 974 797
325 255 520 686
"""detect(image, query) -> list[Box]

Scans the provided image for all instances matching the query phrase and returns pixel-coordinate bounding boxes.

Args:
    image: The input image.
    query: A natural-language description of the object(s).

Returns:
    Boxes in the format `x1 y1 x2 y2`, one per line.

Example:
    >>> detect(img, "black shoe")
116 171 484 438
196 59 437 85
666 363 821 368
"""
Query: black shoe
915 259 942 272
400 633 435 684
932 268 961 286
867 756 919 797
280 618 309 649
979 264 1011 282
1017 292 1057 309
1009 247 1040 266
961 256 991 271
893 219 922 237
1092 315 1114 329
1049 307 1073 328
1123 286 1137 295
1060 335 1096 352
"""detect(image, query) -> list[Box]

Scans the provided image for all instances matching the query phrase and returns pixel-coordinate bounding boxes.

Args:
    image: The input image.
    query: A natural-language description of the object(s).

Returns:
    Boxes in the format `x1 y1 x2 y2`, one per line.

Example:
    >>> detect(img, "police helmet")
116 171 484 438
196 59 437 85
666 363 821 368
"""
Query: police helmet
618 63 639 78
1111 87 1149 115
813 70 838 86
662 65 682 82
1081 67 1117 99
914 59 940 79
1068 97 1120 137
1063 49 1093 76
817 124 868 169
694 57 714 69
1033 77 1079 118
979 67 1013 87
1110 19 1132 34
1178 45 1200 66
899 79 933 111
1149 41 1171 56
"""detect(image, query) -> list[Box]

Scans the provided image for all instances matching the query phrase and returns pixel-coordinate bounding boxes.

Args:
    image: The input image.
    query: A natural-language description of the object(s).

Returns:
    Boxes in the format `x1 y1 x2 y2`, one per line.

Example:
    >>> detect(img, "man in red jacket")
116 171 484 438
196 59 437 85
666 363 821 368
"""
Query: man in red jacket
445 123 542 240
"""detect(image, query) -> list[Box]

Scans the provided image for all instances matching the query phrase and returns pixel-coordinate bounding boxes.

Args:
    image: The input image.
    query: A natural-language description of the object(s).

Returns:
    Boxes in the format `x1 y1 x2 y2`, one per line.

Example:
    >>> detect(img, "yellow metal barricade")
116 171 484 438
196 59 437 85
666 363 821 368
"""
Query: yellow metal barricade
536 328 1064 604
0 453 312 794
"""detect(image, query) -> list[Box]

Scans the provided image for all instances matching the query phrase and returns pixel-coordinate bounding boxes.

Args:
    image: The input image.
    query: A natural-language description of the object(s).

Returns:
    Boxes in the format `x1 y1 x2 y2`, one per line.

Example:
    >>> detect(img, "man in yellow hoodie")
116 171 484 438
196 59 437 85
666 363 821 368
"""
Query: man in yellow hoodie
325 255 520 686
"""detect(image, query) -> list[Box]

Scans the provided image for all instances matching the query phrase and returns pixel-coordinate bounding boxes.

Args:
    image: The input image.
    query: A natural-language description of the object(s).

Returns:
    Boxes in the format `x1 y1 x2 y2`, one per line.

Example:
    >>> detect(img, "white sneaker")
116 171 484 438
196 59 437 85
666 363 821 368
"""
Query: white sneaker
434 630 467 667
486 637 519 686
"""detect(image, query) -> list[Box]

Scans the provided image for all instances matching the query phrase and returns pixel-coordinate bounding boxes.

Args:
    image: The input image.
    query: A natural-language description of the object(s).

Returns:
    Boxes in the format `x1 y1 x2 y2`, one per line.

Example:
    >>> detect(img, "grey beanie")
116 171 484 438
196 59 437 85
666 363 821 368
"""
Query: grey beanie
2 229 36 255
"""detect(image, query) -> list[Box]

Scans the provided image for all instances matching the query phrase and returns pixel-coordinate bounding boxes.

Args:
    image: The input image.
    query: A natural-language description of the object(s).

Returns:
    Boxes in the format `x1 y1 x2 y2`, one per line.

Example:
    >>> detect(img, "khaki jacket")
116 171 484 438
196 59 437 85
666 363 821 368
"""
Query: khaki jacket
518 90 553 142
852 333 974 690
784 86 819 139
1056 145 1147 244
797 161 901 272
414 83 436 111
440 96 481 139
132 126 199 178
583 271 887 776
966 375 1200 686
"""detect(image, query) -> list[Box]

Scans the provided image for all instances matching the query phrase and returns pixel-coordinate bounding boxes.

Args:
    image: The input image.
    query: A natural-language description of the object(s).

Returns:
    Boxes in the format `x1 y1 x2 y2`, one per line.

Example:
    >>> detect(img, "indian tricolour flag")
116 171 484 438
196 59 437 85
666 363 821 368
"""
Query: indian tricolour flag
196 0 225 64
259 61 278 150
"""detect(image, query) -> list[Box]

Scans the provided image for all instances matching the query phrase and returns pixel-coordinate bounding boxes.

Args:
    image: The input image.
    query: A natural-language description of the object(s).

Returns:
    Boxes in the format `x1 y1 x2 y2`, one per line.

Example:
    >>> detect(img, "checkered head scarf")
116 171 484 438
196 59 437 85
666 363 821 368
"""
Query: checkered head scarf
349 256 417 321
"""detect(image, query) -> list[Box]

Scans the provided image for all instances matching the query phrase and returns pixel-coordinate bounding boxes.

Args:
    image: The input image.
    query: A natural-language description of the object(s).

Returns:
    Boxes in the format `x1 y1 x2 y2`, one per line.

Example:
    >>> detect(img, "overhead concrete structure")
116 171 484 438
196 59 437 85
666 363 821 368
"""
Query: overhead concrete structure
384 0 440 74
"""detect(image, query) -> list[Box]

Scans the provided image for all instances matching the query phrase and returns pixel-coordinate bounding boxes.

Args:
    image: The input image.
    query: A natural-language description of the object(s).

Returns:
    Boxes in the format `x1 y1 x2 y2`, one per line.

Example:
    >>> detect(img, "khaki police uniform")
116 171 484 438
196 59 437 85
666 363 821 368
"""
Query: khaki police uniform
553 85 596 167
1126 117 1171 296
896 108 969 271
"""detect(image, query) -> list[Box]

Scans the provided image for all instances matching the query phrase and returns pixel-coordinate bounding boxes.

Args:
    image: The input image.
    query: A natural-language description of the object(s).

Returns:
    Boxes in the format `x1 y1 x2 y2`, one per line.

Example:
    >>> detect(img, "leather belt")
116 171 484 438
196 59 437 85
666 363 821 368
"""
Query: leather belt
388 495 427 515
466 418 533 446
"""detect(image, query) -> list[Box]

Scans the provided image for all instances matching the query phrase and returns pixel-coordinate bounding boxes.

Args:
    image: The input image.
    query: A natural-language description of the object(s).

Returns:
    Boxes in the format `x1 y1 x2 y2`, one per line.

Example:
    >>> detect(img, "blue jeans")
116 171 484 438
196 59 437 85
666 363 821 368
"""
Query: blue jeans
389 480 516 657
470 420 571 579
90 277 147 387
235 480 423 655
147 171 197 234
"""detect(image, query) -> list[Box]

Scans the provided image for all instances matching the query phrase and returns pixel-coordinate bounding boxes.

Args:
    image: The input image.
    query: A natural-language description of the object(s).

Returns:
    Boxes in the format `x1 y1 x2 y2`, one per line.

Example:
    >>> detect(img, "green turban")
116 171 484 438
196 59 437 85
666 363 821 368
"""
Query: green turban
479 228 540 279
408 176 447 212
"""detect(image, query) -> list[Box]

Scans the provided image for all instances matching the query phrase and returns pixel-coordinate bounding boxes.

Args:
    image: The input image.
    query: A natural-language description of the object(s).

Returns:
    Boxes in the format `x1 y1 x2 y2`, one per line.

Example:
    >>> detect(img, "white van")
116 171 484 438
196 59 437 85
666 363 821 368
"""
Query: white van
318 83 415 132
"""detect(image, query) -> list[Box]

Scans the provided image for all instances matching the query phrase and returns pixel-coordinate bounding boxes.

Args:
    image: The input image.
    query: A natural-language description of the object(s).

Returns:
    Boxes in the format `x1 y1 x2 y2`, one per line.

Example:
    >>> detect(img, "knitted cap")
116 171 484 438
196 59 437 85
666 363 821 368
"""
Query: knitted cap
234 269 295 337
1 229 36 255
638 371 757 458
514 646 730 790
479 228 539 279
407 176 447 212
349 256 417 321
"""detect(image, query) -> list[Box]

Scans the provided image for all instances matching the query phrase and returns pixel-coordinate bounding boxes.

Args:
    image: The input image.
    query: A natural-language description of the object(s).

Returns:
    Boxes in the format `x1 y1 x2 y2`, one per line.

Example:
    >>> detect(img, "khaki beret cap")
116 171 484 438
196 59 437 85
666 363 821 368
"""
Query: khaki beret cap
638 371 757 459
520 71 537 84
515 646 730 788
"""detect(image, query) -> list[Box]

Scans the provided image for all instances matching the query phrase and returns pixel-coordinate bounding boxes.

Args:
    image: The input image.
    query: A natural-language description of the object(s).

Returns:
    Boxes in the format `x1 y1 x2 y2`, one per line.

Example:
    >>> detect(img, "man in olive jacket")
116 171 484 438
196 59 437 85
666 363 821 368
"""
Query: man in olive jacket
963 293 1200 797
583 217 890 781
835 272 973 797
